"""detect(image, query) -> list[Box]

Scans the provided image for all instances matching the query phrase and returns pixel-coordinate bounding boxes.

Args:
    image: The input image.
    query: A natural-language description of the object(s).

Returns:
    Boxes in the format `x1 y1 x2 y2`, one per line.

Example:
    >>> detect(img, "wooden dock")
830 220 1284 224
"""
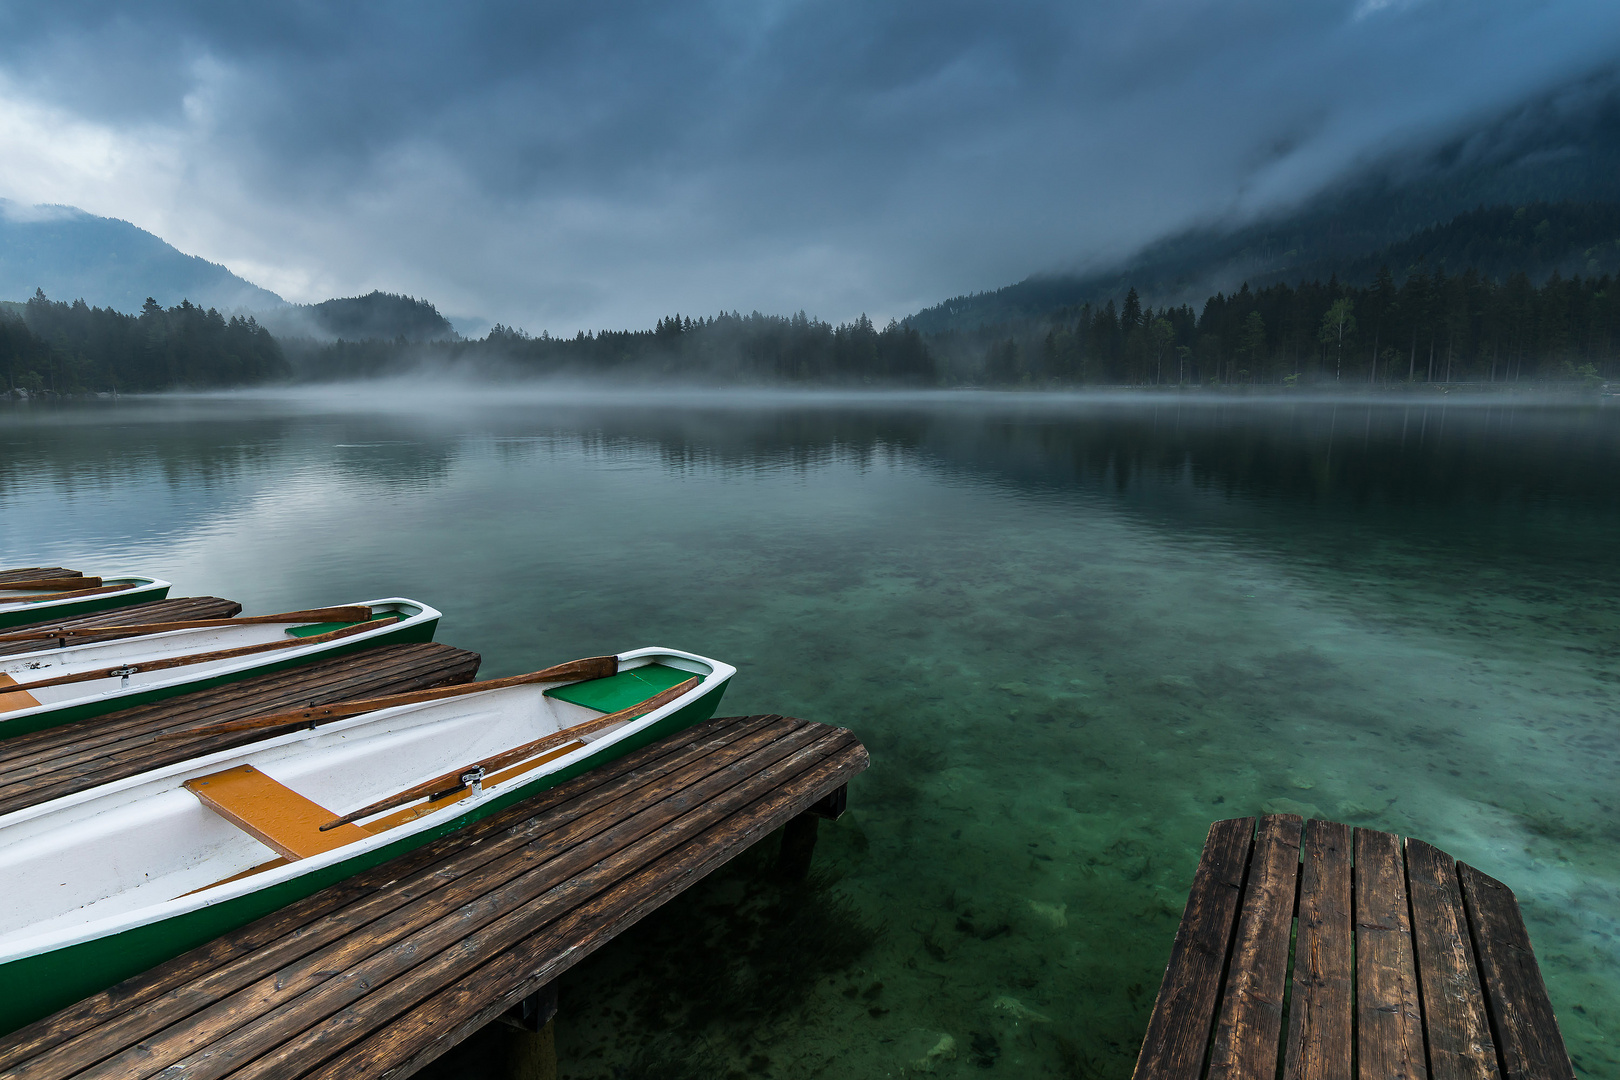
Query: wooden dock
0 714 866 1080
1133 814 1574 1080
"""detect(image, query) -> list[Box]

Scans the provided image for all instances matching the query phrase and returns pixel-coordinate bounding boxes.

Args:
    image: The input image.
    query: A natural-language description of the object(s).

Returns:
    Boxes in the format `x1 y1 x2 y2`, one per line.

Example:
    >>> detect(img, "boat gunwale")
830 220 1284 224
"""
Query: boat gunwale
0 597 437 723
0 577 170 615
0 645 734 964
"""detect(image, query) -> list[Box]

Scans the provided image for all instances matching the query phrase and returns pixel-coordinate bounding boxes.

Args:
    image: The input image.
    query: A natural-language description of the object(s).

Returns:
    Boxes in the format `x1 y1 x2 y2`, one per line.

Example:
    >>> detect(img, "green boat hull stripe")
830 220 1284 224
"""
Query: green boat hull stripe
0 586 173 631
544 663 695 713
0 681 727 1036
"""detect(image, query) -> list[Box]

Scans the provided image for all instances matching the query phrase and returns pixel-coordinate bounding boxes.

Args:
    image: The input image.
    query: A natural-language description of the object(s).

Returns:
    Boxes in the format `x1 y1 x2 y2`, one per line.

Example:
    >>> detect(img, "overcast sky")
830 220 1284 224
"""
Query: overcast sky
1 1 1617 333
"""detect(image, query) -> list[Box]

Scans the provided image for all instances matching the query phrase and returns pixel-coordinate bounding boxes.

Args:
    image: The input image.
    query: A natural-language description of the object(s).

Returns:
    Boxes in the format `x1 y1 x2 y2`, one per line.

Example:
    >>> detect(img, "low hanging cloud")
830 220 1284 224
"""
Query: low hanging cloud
0 0 1617 333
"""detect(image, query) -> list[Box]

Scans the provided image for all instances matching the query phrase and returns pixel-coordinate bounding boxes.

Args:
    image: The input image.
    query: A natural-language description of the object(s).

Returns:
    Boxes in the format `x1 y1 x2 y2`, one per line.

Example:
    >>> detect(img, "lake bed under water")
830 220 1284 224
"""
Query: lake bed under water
2 388 1616 1078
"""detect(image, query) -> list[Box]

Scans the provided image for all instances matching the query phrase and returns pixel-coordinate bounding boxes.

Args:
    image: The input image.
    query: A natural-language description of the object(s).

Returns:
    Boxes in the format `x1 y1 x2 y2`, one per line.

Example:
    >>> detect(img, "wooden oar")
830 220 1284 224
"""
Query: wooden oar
0 577 102 592
0 606 374 647
3 617 397 696
318 676 700 831
157 655 620 741
0 582 137 604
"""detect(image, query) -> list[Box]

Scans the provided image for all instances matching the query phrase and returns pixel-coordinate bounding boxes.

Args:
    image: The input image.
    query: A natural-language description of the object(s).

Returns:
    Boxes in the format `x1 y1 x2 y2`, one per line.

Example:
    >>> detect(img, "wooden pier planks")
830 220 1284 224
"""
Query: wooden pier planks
1459 864 1576 1080
1408 840 1497 1080
1132 817 1254 1080
1355 827 1427 1080
1208 814 1303 1080
1283 819 1353 1080
0 714 868 1080
0 642 480 816
0 568 81 584
0 596 243 657
1134 815 1574 1080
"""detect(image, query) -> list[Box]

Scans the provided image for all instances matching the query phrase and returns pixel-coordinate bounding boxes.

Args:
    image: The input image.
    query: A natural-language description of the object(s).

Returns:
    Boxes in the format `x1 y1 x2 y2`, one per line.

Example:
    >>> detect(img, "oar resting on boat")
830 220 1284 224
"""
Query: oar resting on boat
0 606 373 647
7 617 396 695
319 676 698 830
0 576 171 632
0 577 103 593
157 654 621 740
0 597 441 739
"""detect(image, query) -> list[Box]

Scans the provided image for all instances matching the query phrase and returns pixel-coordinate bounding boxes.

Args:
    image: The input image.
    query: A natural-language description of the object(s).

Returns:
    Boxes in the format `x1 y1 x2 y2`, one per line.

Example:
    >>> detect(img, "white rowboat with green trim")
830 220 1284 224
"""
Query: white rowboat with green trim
0 646 733 1036
0 598 442 739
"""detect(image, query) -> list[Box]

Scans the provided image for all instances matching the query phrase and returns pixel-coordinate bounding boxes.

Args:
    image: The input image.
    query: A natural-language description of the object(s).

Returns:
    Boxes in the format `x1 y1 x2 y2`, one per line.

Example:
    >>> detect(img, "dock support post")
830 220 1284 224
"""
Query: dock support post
776 783 849 882
500 981 558 1080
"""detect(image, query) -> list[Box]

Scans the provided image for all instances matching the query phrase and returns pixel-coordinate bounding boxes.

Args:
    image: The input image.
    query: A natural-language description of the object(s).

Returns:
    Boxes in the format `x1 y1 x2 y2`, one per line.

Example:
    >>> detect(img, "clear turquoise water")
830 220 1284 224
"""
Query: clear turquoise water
2 389 1616 1078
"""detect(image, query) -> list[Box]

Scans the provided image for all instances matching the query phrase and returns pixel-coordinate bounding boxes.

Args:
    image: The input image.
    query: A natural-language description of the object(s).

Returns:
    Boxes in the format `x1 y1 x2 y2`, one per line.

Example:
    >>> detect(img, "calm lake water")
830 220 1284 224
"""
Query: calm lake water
2 388 1617 1078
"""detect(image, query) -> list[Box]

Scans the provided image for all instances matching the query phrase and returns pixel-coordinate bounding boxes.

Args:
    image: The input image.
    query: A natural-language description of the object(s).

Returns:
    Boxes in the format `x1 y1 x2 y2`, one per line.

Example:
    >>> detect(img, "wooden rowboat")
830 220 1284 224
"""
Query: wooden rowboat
0 598 442 739
0 575 172 630
0 646 732 1036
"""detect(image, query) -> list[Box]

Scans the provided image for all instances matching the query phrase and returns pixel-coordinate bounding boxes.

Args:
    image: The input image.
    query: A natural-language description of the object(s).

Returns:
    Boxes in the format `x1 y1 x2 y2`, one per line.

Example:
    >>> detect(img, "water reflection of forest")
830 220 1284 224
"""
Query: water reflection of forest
6 397 1620 514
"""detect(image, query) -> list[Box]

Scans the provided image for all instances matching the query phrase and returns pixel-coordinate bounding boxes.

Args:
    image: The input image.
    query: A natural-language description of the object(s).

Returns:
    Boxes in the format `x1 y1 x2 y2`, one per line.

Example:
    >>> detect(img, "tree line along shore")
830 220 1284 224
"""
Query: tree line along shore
5 264 1620 396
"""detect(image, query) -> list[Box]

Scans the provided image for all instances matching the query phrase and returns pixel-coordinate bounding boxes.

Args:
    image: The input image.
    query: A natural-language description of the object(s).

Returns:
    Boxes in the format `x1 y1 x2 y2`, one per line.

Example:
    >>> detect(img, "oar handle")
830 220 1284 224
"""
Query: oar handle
156 655 621 741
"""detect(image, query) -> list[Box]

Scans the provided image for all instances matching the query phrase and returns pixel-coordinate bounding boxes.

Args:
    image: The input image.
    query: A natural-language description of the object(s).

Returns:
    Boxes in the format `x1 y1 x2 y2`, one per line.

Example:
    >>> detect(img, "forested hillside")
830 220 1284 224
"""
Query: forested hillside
259 291 457 343
288 310 935 385
964 266 1620 386
912 86 1620 334
1 291 286 394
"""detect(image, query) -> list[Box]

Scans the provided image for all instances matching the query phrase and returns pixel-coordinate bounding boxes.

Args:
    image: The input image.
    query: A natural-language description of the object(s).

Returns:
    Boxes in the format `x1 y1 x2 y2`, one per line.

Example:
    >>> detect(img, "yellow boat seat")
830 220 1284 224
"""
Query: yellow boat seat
0 673 41 714
184 764 370 860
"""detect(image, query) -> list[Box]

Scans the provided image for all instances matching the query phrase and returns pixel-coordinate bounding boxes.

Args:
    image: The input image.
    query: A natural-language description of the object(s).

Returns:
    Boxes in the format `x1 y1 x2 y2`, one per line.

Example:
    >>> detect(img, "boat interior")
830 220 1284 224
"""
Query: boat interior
0 606 417 713
0 658 705 948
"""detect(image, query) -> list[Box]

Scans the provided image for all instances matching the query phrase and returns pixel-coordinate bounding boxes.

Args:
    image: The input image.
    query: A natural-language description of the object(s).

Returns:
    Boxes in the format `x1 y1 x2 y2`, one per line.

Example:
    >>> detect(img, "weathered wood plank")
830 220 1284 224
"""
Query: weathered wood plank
0 644 480 815
0 598 241 658
303 740 869 1080
1282 819 1353 1080
120 728 855 1080
1407 839 1498 1080
59 724 843 1080
1132 817 1255 1080
1458 863 1574 1080
0 716 788 1074
1355 828 1427 1080
0 568 79 584
1208 813 1303 1080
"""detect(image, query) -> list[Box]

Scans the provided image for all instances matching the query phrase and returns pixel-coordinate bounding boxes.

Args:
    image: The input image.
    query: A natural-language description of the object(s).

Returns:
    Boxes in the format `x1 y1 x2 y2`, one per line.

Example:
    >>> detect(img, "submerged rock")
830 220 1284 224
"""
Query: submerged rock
991 995 1052 1023
1027 900 1068 929
909 1033 958 1072
1261 797 1321 819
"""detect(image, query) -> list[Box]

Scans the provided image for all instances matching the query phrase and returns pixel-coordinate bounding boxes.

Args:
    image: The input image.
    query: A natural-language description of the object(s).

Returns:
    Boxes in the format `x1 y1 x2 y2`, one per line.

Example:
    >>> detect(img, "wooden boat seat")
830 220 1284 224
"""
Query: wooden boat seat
184 764 370 860
0 673 41 713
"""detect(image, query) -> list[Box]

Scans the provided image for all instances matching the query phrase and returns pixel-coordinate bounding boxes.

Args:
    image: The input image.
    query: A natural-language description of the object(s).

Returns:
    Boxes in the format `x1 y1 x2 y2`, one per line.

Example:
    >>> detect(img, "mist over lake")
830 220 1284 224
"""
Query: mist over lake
3 390 1616 1078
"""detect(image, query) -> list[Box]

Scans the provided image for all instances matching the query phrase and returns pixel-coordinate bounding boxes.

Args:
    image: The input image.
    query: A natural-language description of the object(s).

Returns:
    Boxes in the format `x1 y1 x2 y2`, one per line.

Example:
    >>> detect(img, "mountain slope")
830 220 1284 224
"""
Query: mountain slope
911 74 1620 332
0 202 285 314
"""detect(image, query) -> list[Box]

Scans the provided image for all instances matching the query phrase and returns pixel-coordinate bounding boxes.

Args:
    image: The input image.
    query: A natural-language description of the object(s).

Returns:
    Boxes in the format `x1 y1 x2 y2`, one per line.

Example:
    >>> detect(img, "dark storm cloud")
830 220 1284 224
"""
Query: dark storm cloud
1 1 1618 330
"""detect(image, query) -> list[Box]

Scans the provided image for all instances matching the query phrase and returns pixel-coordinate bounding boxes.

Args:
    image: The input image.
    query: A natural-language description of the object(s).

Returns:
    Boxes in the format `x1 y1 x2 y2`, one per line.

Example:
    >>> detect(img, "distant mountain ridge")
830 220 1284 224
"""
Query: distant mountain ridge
910 75 1620 333
0 201 285 314
0 202 465 342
